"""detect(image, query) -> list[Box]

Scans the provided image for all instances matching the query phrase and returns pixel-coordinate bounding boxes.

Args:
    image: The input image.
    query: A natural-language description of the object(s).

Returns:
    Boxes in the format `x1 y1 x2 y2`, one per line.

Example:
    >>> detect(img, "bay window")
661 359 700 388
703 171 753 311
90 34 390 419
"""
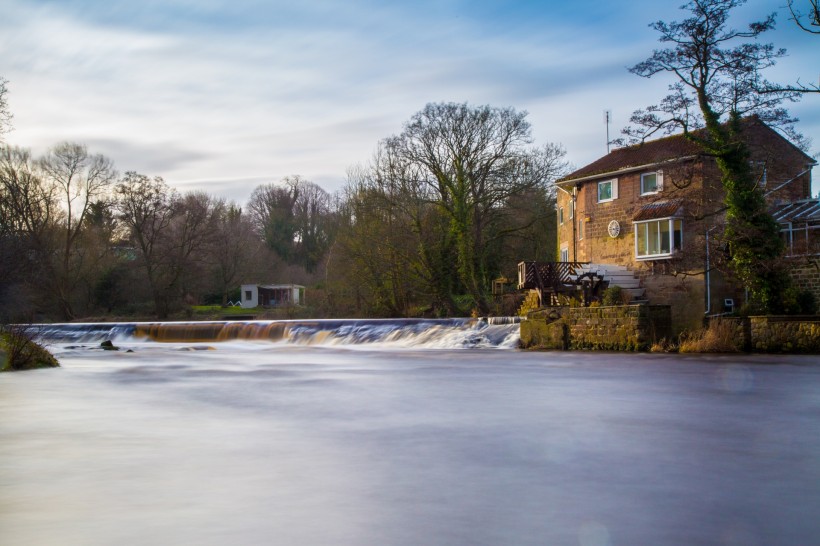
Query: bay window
634 217 682 259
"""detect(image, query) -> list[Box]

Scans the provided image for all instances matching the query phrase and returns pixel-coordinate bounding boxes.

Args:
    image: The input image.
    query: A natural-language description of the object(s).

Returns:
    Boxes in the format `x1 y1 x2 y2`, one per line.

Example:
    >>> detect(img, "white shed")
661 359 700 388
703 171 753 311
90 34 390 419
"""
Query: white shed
240 284 305 309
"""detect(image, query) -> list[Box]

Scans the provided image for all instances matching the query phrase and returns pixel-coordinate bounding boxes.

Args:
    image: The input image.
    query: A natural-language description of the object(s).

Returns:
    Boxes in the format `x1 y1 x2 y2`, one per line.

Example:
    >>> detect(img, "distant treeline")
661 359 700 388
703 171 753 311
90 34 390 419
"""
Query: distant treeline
0 102 565 321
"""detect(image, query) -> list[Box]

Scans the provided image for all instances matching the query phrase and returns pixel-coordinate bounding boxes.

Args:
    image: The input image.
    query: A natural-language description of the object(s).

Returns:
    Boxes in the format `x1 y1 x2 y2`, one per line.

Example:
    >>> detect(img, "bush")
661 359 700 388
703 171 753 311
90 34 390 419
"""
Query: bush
602 286 624 306
1 325 59 371
772 287 817 315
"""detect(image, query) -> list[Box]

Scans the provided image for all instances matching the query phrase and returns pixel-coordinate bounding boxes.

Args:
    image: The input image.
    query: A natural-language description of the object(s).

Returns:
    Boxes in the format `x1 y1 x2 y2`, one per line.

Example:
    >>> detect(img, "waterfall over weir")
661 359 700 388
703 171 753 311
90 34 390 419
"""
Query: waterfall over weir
34 317 522 349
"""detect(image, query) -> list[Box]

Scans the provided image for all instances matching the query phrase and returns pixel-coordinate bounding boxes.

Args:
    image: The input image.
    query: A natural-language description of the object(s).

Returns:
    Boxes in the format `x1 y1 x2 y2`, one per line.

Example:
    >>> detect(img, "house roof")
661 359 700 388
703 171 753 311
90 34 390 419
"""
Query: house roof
560 136 703 185
633 200 684 221
558 117 816 185
770 199 820 225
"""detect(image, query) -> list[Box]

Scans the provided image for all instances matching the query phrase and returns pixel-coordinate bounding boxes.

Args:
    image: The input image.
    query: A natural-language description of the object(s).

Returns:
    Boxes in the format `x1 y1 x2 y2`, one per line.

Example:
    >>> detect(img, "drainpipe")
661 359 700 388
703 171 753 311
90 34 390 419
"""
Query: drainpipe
571 186 578 261
555 184 574 260
704 226 718 316
705 229 711 315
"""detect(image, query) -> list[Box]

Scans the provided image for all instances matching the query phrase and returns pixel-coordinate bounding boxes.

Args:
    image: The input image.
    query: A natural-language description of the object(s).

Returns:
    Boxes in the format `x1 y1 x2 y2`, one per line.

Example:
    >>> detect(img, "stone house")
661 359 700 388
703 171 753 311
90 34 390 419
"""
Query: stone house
555 117 816 331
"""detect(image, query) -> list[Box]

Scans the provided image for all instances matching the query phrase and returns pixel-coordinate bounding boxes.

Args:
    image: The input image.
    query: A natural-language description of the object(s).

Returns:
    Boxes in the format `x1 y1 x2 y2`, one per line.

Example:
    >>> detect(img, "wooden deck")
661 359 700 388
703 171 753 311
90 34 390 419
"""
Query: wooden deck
517 261 605 306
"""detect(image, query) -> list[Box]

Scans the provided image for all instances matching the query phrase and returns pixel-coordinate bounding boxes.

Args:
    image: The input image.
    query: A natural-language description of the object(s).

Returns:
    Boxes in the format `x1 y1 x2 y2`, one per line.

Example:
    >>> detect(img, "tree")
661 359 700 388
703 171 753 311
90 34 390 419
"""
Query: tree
115 172 178 318
210 201 258 306
331 165 427 316
0 147 57 319
0 78 11 142
248 176 334 273
624 0 805 313
381 103 567 314
787 0 820 33
36 143 116 318
249 178 300 261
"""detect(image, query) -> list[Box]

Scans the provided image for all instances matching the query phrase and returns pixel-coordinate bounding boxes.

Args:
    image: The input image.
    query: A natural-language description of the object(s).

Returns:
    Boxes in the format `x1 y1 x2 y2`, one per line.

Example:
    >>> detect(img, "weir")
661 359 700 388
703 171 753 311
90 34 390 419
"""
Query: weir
33 317 522 349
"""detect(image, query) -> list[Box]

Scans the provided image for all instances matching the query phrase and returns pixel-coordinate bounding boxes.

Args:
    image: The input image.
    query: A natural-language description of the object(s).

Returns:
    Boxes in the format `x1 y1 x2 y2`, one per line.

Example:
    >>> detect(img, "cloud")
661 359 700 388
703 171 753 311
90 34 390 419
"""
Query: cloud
2 0 817 200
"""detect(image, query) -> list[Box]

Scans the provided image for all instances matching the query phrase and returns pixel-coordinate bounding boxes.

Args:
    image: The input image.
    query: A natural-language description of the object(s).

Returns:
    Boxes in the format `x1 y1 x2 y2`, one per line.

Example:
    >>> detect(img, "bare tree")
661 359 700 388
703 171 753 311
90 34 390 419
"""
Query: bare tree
382 103 567 314
115 172 178 318
0 77 11 142
787 0 820 33
0 147 57 319
37 142 116 319
210 201 258 306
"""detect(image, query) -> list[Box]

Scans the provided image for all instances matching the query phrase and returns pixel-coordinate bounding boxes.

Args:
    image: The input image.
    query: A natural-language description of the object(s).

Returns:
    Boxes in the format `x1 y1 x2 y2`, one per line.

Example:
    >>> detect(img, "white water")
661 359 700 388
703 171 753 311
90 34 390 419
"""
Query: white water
32 317 522 349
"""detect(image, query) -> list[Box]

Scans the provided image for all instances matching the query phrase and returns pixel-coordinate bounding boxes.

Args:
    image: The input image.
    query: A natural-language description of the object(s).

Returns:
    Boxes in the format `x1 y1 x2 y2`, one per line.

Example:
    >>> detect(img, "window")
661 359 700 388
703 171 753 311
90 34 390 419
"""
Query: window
558 207 564 224
634 218 682 259
560 246 569 262
245 290 252 300
641 171 663 195
569 200 574 219
578 219 584 240
598 179 618 202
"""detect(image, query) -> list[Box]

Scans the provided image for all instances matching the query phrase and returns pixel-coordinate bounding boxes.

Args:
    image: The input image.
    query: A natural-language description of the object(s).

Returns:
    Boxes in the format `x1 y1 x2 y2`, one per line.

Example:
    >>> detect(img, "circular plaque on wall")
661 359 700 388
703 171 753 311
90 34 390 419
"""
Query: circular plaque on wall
607 220 621 238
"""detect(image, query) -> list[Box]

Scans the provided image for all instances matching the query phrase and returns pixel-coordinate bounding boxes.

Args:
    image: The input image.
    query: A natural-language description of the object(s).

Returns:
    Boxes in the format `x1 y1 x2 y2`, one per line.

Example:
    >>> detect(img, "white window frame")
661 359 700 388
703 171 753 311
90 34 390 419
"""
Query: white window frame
597 178 618 203
560 246 569 262
634 217 683 260
558 206 564 225
569 199 574 219
640 171 663 195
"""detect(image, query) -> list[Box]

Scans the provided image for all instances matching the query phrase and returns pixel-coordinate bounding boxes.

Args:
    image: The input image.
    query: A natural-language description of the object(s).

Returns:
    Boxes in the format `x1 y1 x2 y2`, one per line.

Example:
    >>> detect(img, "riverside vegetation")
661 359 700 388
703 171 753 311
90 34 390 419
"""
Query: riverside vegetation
0 326 59 372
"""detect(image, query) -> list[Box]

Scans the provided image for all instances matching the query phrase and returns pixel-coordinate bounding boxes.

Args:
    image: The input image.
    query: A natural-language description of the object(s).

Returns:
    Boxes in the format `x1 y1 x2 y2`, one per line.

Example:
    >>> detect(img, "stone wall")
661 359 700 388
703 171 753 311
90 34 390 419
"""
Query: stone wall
748 316 820 353
521 305 672 351
789 259 820 303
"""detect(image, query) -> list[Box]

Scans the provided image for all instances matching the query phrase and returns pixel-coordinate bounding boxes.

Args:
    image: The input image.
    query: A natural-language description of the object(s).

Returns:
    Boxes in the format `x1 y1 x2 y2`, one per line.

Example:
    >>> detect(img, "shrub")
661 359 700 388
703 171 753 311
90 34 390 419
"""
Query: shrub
602 286 624 306
1 325 59 371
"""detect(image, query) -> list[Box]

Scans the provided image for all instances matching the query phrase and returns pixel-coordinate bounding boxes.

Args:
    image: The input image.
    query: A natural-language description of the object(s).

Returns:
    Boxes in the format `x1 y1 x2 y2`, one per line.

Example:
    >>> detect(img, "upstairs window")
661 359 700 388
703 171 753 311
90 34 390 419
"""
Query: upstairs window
598 179 618 202
558 207 565 224
641 171 663 195
635 217 682 260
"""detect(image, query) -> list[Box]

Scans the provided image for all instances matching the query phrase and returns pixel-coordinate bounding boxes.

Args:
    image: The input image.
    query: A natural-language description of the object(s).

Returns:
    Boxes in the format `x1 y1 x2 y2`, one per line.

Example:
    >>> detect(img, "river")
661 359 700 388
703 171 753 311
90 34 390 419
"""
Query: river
2 319 819 545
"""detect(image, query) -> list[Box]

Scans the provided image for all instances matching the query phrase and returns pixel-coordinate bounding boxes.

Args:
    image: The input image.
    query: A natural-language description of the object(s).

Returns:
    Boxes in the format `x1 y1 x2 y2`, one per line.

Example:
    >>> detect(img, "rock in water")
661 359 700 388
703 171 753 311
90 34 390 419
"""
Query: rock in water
100 340 119 351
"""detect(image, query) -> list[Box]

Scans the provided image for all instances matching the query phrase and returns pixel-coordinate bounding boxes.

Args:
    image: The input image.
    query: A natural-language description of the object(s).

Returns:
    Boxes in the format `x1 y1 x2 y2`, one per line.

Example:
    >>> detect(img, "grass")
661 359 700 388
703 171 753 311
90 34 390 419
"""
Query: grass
190 305 256 316
678 319 742 353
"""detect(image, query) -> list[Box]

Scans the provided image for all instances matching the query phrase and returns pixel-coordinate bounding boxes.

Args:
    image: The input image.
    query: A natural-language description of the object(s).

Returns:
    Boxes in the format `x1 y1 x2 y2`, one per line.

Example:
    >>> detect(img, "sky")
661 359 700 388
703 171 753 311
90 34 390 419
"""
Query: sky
1 0 818 201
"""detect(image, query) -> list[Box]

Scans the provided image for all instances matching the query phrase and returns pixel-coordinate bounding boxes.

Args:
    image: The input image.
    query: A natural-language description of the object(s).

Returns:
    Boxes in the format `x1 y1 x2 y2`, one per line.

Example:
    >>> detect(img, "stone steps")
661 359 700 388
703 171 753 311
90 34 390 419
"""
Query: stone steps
572 263 646 300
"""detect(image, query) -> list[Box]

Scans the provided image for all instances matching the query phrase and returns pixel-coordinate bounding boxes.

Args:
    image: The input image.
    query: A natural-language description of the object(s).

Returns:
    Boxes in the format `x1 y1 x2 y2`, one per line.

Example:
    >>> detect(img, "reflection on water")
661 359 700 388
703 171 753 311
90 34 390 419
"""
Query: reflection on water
2 328 820 546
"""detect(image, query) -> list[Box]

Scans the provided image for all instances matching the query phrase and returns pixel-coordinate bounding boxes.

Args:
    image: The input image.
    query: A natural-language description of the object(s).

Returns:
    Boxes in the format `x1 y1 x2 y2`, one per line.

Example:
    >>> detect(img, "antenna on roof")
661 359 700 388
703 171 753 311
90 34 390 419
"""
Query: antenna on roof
604 110 612 154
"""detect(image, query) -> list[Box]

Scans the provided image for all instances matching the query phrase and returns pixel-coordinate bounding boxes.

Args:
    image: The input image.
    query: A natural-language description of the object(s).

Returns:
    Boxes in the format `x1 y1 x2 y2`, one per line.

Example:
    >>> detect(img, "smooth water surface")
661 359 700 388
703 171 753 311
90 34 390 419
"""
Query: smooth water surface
2 326 820 545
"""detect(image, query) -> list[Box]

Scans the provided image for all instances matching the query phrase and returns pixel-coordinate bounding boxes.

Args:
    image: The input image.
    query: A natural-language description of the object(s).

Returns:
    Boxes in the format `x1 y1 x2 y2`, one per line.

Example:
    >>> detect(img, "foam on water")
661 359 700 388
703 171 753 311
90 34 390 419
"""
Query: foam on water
32 317 521 350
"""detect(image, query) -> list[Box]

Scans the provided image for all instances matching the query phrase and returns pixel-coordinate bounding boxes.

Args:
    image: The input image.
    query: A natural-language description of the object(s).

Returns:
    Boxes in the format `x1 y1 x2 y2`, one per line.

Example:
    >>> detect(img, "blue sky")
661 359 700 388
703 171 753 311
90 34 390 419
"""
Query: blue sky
1 0 818 200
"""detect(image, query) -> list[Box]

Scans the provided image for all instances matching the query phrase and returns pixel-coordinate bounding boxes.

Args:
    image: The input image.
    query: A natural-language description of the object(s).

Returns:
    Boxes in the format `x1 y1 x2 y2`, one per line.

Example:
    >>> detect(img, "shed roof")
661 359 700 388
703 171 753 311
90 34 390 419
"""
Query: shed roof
770 199 820 224
633 200 684 222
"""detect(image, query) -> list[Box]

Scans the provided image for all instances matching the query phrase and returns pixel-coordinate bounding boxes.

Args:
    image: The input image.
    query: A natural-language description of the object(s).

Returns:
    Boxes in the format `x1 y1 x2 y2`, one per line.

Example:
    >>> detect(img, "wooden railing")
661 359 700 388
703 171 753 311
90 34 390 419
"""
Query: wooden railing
517 261 602 306
518 261 587 290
